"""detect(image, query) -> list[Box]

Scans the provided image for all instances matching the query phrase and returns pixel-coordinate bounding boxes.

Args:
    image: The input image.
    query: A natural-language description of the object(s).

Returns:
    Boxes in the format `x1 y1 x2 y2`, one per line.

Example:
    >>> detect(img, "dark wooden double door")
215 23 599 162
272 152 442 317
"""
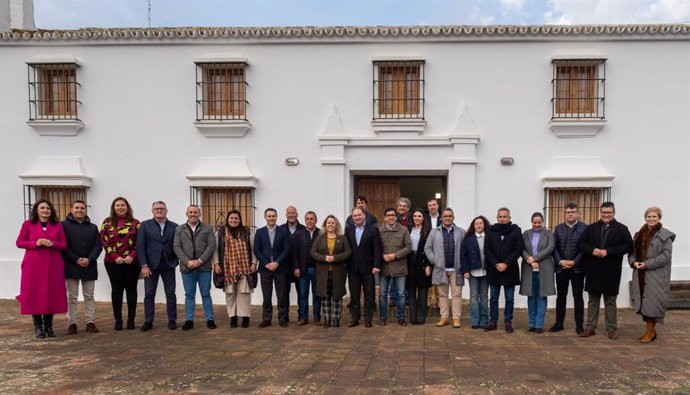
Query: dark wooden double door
354 176 446 222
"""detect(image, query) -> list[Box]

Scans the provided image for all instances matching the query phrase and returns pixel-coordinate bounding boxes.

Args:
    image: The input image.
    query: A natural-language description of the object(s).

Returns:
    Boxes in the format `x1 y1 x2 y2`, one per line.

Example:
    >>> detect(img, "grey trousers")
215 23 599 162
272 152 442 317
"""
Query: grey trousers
66 279 96 325
586 292 617 331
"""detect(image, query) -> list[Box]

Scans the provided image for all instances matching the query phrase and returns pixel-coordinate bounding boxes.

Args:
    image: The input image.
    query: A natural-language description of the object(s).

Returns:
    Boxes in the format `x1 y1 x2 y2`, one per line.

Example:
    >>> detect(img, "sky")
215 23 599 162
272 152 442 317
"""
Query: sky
34 0 690 29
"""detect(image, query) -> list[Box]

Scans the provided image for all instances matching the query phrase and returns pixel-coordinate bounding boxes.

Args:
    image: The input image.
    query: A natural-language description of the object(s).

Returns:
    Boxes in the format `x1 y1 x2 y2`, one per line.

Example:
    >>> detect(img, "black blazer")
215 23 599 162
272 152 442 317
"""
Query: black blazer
424 213 442 229
578 219 632 295
293 227 320 273
345 223 382 274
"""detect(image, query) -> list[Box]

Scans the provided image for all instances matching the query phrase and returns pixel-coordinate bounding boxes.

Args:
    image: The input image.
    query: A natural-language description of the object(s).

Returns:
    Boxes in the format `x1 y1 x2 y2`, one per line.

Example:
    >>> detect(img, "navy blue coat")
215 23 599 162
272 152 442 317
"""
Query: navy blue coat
136 218 179 270
459 233 485 274
345 223 382 274
280 221 305 281
61 214 102 280
293 227 319 273
253 225 292 274
552 221 588 274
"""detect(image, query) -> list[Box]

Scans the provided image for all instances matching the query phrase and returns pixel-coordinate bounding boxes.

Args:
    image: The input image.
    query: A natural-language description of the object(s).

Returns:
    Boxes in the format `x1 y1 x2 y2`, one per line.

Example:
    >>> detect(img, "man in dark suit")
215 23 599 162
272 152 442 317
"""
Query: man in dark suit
137 201 179 331
293 211 320 326
279 205 305 323
254 207 292 328
424 197 442 229
578 201 632 340
345 207 382 328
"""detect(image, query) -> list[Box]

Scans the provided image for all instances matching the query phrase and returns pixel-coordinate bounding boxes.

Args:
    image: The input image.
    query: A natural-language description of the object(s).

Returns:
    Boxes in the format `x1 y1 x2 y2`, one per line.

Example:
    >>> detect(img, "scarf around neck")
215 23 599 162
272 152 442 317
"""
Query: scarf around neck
633 223 662 262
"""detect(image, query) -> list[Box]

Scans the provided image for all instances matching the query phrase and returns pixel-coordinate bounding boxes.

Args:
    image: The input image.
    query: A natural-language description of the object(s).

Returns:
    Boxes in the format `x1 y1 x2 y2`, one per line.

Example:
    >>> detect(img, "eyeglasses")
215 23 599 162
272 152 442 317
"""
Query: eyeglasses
153 207 167 211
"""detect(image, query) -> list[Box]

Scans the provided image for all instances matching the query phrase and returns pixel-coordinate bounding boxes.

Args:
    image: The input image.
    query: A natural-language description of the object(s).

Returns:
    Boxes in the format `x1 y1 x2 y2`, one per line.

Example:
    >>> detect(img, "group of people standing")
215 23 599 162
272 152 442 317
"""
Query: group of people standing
15 195 675 344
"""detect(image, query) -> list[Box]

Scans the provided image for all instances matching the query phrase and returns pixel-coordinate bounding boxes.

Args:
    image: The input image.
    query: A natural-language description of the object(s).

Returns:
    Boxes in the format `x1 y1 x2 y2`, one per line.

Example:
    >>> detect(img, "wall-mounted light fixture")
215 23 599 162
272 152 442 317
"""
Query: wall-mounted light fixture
285 157 300 166
500 157 514 166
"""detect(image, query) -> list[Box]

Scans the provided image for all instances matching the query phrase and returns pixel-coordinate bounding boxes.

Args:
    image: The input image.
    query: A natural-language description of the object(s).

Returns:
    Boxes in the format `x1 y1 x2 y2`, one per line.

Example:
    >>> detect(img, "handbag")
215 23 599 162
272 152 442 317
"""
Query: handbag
213 271 225 289
248 271 258 289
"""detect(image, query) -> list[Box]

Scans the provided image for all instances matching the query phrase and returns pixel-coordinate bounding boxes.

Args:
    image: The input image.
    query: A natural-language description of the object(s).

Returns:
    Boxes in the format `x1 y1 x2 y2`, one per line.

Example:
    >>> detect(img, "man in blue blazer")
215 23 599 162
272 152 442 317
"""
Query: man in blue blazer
137 201 179 331
345 207 382 328
254 207 292 328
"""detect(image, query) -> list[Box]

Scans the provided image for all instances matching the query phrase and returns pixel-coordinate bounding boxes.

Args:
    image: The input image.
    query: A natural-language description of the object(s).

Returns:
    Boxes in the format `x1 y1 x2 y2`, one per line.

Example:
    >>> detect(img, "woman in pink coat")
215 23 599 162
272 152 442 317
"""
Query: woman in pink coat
16 199 68 339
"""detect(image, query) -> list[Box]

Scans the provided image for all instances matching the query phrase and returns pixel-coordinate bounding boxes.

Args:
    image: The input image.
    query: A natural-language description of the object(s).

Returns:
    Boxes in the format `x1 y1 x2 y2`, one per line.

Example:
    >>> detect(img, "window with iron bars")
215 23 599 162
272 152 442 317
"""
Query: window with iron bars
28 63 80 121
373 61 425 120
195 62 248 121
551 59 605 120
23 185 87 221
544 187 611 230
190 187 255 232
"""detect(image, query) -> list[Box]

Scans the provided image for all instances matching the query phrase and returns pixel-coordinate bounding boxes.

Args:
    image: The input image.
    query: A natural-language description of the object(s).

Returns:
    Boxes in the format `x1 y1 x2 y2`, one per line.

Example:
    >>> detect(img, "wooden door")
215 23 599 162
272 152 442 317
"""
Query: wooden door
356 178 401 222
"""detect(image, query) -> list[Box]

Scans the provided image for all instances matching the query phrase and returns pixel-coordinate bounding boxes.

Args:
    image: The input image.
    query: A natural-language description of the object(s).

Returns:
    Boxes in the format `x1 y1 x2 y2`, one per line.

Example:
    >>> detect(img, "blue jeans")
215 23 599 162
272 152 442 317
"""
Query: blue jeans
181 270 214 321
528 272 547 329
379 276 406 320
469 275 489 327
489 285 515 324
298 267 321 321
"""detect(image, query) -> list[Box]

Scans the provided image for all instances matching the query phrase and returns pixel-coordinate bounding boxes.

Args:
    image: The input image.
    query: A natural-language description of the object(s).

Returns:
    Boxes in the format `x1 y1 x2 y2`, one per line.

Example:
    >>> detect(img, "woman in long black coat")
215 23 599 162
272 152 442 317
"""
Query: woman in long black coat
406 209 432 325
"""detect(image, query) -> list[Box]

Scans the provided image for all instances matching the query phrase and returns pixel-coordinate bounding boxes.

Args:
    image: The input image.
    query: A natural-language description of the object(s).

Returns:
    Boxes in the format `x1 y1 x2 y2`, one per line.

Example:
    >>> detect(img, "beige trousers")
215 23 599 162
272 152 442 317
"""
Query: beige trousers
437 272 463 320
224 276 252 317
66 279 96 325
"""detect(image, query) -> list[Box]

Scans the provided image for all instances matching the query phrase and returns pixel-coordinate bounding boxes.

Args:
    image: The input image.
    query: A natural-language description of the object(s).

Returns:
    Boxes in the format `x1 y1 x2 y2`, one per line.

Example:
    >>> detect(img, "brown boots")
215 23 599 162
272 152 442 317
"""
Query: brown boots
639 320 657 343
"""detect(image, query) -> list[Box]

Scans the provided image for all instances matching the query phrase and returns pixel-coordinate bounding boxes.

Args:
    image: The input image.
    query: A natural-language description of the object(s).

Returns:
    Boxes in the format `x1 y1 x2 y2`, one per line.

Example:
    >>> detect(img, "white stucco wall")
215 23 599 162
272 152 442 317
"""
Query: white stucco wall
0 29 688 310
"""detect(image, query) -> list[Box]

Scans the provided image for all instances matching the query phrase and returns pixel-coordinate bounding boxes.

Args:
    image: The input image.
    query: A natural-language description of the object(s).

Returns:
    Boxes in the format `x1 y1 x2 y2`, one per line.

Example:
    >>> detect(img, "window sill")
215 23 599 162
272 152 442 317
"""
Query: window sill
549 119 605 138
371 119 426 135
194 120 251 138
27 120 84 136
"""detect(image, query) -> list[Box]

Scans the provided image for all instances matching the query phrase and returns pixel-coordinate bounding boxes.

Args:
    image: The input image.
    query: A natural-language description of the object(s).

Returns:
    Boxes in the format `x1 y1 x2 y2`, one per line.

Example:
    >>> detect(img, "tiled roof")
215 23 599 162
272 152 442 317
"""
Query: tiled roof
2 24 688 43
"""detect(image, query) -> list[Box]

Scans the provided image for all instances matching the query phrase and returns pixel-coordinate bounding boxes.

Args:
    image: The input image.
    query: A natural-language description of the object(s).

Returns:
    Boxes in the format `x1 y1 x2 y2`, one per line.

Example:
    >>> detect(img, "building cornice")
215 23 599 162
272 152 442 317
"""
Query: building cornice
1 24 688 44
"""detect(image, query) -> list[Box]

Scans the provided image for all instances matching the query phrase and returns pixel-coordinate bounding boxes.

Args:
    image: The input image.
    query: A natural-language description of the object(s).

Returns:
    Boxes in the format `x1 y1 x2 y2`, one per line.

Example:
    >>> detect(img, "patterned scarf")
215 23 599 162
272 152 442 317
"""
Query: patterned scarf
223 233 252 284
633 223 662 262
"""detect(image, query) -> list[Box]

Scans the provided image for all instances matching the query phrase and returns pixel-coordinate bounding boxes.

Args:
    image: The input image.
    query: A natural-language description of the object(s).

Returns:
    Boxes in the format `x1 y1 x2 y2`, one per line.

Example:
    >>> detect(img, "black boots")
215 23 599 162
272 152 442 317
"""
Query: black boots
43 314 56 337
32 315 45 339
32 315 55 338
230 316 238 328
241 317 249 328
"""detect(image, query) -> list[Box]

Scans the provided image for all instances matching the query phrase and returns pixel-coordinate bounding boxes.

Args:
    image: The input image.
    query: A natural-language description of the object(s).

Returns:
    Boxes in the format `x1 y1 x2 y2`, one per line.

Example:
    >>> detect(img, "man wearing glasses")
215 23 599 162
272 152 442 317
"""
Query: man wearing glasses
577 202 632 340
137 201 179 331
549 203 588 334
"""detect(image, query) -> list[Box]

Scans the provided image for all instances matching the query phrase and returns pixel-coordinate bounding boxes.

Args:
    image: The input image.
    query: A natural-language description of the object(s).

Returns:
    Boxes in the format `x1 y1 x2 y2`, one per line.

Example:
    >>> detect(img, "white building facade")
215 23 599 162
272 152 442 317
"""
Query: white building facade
1 4 688 307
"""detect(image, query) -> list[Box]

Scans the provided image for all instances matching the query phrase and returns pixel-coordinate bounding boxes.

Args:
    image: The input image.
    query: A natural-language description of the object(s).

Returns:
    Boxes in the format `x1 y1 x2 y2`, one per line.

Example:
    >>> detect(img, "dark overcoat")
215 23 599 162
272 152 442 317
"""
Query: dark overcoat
578 219 632 295
311 233 352 298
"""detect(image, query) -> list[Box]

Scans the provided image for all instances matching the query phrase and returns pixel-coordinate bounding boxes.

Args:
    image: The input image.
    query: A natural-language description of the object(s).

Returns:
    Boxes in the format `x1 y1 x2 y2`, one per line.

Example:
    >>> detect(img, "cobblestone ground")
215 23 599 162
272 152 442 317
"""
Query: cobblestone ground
0 299 689 394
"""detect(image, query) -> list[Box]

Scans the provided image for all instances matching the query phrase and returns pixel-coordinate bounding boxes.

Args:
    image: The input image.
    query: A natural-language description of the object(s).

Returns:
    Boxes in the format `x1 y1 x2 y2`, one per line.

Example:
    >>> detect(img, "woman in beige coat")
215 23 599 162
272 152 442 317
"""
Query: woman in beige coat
629 207 676 343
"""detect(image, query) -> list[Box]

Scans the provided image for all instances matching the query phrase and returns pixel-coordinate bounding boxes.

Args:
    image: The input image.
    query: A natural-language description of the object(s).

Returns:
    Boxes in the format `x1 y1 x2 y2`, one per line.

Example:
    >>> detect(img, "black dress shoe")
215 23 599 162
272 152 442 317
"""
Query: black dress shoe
549 324 564 333
535 328 544 334
279 320 288 328
168 321 177 330
471 326 479 329
182 320 194 331
230 316 238 328
207 320 217 329
114 320 123 331
379 319 387 326
34 327 46 339
126 318 136 330
258 320 272 328
347 320 359 328
241 317 249 328
44 326 56 338
140 321 153 332
398 319 407 326
364 321 373 328
528 327 535 332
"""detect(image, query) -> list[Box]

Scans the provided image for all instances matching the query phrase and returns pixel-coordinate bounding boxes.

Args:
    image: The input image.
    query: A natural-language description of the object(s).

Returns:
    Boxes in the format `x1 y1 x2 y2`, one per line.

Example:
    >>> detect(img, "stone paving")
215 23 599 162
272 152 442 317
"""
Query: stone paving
0 299 689 394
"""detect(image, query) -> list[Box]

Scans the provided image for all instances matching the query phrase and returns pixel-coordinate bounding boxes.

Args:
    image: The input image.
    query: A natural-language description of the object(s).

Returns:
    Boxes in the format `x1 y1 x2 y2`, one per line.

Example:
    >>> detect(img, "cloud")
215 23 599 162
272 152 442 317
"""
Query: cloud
500 0 526 11
469 6 496 25
544 0 690 24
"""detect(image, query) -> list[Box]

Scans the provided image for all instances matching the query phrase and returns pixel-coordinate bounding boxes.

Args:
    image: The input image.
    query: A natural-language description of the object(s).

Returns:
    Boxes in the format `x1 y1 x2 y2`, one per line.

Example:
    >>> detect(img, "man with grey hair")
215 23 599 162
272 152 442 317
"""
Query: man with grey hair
138 201 179 332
